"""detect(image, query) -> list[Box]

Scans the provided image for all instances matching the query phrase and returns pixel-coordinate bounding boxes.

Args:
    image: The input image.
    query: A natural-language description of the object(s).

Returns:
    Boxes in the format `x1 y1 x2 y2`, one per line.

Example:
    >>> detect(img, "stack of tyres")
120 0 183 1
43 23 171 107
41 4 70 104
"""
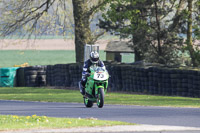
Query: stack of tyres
53 64 68 87
108 64 114 91
110 64 122 91
131 67 137 92
46 65 54 86
179 70 189 97
105 63 112 89
156 68 162 95
16 68 25 87
187 70 196 97
127 65 133 92
120 65 126 91
158 67 164 94
155 67 162 95
24 67 38 87
163 68 172 96
148 67 154 94
191 70 198 97
24 66 44 87
137 67 143 93
175 69 184 96
170 69 181 96
69 63 82 87
194 71 200 98
64 64 71 87
152 67 159 95
53 64 61 86
121 65 132 92
197 71 200 98
37 66 46 87
134 67 142 93
24 66 46 87
160 68 170 95
147 66 155 94
141 67 149 93
115 64 122 91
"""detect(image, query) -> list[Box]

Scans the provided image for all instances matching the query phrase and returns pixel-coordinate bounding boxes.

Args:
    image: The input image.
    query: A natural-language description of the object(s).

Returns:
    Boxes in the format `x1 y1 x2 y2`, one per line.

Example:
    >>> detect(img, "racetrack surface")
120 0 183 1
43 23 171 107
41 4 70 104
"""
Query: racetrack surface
0 100 200 128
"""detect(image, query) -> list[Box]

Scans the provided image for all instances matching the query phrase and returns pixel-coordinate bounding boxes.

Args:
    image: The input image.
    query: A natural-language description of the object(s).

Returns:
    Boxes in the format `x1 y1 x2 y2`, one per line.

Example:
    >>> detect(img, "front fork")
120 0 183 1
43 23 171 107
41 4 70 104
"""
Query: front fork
95 85 106 98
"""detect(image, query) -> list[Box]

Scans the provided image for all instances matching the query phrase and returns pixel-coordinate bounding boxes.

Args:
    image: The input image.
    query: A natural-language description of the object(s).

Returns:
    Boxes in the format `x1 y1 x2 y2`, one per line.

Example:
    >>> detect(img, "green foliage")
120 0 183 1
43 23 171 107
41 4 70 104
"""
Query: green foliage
177 0 200 66
193 0 200 40
183 44 200 67
99 0 185 65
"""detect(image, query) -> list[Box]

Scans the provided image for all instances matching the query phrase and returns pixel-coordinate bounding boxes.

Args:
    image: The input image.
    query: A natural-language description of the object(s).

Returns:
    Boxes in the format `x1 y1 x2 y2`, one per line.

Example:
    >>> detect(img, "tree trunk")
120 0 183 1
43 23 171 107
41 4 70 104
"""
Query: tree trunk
154 1 164 64
169 0 185 31
187 0 197 66
134 49 143 62
132 37 144 62
72 0 93 63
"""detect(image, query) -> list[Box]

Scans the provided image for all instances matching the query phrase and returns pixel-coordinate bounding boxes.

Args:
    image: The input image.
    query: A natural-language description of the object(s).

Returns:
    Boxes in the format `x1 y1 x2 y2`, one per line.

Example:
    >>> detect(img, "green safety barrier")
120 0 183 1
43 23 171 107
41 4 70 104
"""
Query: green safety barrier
0 67 19 87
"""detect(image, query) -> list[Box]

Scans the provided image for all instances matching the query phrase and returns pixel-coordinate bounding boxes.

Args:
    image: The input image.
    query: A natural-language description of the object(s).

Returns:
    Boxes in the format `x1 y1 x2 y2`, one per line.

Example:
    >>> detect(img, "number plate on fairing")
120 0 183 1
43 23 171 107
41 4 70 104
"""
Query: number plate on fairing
94 72 108 80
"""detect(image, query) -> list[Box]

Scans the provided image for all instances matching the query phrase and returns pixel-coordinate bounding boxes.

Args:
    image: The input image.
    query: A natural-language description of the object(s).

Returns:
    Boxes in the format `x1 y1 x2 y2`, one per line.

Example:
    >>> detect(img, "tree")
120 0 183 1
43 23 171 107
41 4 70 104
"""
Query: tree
72 0 107 62
99 0 152 62
0 0 107 63
185 0 200 66
99 0 185 65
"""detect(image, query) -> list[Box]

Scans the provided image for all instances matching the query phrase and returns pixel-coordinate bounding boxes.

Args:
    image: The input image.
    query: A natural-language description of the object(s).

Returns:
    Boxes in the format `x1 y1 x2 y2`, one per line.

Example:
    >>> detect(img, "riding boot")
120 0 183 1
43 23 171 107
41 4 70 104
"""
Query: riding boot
79 81 85 95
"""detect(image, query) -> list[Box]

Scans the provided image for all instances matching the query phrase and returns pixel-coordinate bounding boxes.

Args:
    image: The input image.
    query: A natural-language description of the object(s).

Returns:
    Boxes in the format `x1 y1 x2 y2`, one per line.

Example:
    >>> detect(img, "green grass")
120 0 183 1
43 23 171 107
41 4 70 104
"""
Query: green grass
0 50 105 67
0 87 199 108
0 50 75 67
0 50 134 68
0 114 132 130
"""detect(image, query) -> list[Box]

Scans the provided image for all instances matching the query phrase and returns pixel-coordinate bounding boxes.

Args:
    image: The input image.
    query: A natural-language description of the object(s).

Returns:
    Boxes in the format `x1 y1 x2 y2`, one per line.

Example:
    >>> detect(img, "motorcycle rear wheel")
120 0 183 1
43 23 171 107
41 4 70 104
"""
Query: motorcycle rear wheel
97 88 104 108
84 98 93 108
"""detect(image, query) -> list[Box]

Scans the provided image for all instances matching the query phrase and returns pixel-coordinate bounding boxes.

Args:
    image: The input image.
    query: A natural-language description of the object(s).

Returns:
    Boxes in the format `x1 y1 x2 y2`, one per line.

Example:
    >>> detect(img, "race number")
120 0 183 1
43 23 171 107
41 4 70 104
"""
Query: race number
94 73 105 80
97 73 104 78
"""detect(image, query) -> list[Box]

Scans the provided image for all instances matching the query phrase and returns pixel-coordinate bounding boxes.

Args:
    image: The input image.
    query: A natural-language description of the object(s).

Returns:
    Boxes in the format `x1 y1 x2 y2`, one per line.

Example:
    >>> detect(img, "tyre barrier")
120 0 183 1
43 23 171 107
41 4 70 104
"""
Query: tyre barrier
24 66 47 87
106 63 200 98
16 68 25 87
15 62 200 98
69 63 82 87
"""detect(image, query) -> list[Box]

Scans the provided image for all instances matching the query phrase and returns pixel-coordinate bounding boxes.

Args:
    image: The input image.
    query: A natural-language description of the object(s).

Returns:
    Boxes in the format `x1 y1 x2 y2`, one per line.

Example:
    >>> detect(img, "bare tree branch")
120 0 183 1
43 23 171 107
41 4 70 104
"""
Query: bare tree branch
86 0 108 18
168 0 185 31
0 0 56 36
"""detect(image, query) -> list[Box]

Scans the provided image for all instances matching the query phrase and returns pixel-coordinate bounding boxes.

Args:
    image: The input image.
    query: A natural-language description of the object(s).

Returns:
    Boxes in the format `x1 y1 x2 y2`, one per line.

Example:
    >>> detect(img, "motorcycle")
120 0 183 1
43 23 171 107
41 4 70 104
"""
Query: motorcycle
79 65 109 108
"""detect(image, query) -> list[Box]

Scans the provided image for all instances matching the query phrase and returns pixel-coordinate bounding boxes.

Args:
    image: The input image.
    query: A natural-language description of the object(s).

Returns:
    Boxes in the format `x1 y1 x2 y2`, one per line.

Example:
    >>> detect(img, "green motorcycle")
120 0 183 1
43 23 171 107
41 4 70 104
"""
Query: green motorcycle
79 65 109 108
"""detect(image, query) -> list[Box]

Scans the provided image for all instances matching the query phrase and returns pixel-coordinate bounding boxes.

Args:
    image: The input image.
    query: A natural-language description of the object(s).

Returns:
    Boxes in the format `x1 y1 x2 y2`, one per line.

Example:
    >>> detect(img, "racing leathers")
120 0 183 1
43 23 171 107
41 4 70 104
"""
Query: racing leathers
80 59 105 94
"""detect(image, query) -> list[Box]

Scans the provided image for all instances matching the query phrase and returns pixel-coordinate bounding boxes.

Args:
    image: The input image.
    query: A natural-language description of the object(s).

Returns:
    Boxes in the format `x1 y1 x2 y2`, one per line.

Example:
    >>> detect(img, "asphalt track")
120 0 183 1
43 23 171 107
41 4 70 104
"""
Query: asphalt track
0 100 200 128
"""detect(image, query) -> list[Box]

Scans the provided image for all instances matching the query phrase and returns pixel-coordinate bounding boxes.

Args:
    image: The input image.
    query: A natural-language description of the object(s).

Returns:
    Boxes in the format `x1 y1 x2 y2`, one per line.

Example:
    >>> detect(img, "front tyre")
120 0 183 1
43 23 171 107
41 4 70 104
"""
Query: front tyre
84 98 93 108
97 88 104 108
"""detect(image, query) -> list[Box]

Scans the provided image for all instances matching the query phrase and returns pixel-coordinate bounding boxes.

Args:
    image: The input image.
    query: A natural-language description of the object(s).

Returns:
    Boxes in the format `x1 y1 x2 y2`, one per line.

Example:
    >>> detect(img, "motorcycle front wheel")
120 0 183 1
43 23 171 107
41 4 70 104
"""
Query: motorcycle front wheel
97 88 104 108
84 97 93 108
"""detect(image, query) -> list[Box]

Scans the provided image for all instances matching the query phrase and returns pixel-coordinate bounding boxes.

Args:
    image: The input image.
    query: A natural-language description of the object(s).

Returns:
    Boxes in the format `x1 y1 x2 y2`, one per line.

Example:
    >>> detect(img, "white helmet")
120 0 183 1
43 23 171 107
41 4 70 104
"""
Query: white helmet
90 51 99 63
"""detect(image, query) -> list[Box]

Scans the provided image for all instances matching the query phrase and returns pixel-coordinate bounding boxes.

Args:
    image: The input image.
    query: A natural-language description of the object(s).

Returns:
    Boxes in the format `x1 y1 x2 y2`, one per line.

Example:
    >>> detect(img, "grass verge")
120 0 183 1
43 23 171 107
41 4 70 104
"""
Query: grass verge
0 114 132 130
0 87 200 108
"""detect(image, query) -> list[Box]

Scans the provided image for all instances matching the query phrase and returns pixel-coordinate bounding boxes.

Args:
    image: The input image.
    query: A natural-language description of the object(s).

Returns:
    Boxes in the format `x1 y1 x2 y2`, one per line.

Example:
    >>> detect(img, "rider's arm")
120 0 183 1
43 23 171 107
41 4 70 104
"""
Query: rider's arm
82 60 90 76
99 60 106 70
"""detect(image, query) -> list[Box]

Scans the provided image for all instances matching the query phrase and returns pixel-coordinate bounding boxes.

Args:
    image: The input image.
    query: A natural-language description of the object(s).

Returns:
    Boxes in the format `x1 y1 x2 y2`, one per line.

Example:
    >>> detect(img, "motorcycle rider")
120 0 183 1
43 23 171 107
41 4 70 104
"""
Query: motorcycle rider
80 51 105 95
